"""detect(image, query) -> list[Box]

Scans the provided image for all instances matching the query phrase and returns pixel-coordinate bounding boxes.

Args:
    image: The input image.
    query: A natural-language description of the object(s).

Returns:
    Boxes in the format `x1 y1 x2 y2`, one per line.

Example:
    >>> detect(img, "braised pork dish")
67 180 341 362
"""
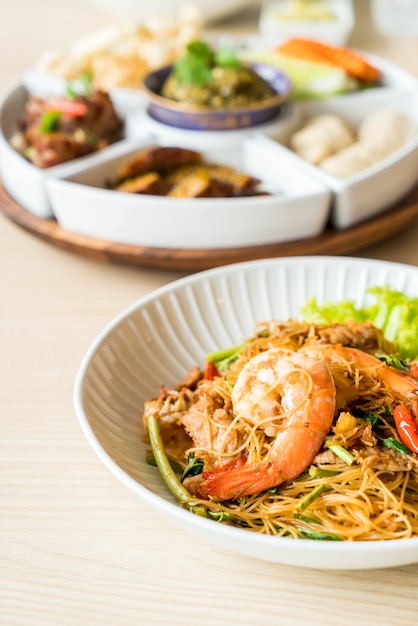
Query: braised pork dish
109 145 269 198
11 88 123 168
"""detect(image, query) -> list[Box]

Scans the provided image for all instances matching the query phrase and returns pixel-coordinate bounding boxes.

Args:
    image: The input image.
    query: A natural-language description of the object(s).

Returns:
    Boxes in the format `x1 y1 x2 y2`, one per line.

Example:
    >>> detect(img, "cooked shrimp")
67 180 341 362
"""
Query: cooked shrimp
302 344 418 453
199 348 336 501
301 344 418 401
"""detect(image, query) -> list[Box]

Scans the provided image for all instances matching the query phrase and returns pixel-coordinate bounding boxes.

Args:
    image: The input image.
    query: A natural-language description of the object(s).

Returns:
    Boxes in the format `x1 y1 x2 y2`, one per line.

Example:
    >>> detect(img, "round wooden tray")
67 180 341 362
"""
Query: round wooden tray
1 183 418 272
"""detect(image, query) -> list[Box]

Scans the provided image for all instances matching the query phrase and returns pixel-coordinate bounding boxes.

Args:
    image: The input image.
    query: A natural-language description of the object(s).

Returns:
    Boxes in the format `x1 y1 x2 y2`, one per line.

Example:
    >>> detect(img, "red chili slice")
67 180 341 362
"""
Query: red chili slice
44 100 87 117
204 361 221 381
394 404 418 454
409 362 418 380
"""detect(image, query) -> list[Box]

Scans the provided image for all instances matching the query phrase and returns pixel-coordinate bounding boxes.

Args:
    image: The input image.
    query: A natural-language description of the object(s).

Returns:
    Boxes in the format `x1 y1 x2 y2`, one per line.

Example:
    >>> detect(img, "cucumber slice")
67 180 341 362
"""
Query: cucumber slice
240 50 359 99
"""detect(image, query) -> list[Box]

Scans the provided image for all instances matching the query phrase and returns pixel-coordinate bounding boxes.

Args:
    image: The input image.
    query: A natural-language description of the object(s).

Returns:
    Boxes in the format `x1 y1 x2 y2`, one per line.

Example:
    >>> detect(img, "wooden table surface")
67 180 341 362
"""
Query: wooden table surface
1 2 418 625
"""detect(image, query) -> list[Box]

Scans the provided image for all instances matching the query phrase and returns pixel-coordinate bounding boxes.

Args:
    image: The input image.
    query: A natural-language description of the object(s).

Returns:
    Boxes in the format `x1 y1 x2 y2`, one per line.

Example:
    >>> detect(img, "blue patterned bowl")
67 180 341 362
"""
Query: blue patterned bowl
143 63 291 131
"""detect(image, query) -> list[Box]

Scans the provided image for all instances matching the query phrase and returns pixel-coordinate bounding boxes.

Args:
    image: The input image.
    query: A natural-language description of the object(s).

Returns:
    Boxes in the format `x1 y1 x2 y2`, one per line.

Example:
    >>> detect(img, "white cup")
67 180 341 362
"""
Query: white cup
371 0 418 37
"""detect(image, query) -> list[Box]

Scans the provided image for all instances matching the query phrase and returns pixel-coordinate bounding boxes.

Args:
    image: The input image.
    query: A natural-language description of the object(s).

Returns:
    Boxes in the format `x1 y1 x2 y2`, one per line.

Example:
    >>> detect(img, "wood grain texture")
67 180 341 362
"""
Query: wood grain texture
1 183 418 271
2 1 418 625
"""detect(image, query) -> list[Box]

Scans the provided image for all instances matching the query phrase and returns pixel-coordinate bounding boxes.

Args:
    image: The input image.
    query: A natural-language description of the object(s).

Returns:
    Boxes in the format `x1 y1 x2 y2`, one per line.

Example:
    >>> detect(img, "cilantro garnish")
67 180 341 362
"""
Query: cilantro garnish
214 47 241 69
173 40 241 86
174 55 212 86
65 71 93 99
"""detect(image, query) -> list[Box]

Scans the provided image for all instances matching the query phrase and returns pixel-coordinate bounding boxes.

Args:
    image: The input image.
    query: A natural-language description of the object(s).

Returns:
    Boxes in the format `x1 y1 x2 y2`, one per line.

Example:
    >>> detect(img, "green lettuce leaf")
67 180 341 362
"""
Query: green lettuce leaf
301 286 418 360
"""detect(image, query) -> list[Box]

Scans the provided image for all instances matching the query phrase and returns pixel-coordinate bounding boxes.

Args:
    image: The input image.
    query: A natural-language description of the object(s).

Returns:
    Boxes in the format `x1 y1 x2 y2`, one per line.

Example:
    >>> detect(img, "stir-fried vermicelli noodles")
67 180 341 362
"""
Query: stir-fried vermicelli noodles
143 317 418 541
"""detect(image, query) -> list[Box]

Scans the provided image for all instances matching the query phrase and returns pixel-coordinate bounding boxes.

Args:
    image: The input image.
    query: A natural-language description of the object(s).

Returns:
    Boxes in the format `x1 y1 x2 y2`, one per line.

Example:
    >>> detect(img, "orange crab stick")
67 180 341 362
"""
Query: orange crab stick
275 37 381 83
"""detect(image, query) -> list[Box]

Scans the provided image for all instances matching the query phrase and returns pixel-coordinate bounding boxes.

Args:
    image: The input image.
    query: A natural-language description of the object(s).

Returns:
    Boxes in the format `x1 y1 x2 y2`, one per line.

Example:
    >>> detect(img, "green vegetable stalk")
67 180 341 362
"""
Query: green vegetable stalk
325 441 354 466
147 416 248 525
205 343 246 371
148 416 234 520
309 466 340 478
147 415 192 504
299 528 343 541
294 483 332 512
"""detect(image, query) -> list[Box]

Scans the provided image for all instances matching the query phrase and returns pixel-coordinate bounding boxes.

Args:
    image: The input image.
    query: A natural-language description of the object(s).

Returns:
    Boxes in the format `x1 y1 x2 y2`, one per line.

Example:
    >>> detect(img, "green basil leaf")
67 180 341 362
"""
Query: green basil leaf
379 437 410 455
181 454 204 481
363 412 379 427
65 71 93 99
374 353 410 372
40 110 61 135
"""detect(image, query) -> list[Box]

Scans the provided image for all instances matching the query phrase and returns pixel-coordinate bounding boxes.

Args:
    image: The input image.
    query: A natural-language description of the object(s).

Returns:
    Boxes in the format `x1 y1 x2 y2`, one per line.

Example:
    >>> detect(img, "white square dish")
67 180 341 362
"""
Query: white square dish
0 84 82 218
0 83 128 219
273 90 418 228
45 135 332 249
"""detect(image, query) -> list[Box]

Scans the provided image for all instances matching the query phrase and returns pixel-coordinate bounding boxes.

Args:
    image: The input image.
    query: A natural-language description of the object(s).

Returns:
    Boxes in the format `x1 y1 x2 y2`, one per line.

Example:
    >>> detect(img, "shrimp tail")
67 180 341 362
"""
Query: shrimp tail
199 459 285 500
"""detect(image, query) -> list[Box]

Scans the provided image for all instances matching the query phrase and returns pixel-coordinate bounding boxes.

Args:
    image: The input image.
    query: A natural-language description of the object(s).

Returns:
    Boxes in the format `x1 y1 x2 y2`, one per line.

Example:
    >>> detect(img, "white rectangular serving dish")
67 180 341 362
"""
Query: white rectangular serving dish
46 134 332 249
274 90 418 229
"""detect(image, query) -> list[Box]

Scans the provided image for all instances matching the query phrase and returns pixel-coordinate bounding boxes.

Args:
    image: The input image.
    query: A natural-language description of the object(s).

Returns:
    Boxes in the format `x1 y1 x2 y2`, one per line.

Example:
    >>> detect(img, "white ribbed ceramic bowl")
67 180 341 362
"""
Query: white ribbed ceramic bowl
74 256 418 570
